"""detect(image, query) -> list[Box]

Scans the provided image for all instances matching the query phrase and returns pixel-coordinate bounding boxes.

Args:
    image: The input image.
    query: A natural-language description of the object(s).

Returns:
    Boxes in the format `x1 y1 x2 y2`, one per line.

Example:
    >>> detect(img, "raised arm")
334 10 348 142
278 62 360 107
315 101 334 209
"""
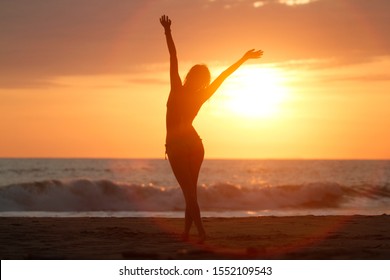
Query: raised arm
160 15 181 89
202 49 263 102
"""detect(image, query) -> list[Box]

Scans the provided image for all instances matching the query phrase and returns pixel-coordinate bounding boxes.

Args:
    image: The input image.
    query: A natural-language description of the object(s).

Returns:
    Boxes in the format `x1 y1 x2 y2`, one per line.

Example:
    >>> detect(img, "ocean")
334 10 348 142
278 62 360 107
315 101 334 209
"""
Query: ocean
0 159 389 217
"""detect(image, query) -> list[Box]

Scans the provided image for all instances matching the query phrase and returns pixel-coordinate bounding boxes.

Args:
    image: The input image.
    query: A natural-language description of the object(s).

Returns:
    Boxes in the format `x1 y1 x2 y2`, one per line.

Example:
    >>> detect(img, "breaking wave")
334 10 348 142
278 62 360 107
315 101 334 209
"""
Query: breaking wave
1 179 389 212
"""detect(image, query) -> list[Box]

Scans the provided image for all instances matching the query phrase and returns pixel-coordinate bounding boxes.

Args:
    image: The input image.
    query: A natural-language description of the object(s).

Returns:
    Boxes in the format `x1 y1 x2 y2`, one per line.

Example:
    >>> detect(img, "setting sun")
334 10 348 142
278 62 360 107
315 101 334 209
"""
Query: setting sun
221 67 289 119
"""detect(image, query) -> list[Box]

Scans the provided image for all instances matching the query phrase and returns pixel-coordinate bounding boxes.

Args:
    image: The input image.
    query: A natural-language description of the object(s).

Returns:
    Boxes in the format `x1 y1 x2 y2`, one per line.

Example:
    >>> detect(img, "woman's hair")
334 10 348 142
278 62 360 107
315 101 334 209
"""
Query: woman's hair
184 64 211 90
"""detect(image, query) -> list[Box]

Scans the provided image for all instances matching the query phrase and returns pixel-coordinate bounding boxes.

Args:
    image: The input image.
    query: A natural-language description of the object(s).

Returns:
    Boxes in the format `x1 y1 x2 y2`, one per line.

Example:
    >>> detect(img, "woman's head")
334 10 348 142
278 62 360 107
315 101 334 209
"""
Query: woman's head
184 64 211 91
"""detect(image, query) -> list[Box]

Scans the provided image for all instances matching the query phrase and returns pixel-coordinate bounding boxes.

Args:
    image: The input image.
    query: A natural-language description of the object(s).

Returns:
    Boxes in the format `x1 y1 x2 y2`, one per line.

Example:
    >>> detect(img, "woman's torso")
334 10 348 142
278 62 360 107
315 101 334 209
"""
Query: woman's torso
166 87 203 144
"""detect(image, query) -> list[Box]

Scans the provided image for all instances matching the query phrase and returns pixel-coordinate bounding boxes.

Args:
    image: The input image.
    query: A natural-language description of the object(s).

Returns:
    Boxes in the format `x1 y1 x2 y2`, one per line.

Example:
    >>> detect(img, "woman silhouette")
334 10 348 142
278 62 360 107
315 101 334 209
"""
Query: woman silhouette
160 15 263 242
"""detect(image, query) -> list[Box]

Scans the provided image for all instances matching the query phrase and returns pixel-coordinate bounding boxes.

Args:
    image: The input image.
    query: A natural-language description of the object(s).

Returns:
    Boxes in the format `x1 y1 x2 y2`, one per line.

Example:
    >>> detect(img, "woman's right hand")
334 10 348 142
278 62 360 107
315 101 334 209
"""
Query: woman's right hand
160 15 172 31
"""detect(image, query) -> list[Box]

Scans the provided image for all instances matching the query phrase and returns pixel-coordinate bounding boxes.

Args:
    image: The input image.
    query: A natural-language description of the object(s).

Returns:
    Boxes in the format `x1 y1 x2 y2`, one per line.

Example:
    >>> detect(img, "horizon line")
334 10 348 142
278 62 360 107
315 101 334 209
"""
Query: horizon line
1 157 390 161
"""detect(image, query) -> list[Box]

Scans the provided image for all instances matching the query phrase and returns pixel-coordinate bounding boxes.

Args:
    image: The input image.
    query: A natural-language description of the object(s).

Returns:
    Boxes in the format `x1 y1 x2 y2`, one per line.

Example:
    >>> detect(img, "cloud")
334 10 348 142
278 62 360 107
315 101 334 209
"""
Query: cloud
0 78 63 89
127 78 167 85
253 1 266 8
1 0 390 88
278 0 318 6
275 55 390 87
0 0 160 88
321 74 390 83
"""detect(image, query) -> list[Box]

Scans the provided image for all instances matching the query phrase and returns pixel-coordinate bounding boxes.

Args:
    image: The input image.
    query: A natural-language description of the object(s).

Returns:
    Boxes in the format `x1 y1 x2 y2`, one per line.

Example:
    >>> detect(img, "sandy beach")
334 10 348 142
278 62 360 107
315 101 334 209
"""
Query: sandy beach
0 215 389 260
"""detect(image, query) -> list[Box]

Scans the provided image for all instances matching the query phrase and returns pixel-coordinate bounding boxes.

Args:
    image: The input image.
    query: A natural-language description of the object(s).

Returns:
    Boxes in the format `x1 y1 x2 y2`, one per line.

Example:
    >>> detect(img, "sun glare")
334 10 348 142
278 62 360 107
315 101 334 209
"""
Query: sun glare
222 67 289 119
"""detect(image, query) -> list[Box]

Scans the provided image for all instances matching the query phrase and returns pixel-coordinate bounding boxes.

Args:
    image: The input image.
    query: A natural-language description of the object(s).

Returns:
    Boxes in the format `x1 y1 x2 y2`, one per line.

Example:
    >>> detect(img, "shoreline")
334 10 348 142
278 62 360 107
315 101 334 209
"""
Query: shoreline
1 211 388 218
1 215 389 260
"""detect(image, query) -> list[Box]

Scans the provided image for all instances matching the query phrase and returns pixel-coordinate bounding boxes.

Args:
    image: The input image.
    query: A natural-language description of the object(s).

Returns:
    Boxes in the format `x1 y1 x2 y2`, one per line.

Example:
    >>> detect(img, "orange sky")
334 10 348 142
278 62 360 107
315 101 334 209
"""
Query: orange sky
1 0 390 159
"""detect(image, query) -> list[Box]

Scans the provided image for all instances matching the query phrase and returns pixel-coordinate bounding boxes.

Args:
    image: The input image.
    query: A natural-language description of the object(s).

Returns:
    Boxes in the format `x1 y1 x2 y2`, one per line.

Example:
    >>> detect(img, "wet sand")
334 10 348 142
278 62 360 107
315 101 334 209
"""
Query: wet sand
0 215 389 259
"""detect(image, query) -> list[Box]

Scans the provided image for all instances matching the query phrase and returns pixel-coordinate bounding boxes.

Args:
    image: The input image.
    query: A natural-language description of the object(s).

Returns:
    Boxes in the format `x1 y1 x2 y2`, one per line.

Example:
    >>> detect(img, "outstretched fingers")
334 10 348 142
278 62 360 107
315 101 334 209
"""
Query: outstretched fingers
244 49 264 59
160 14 172 28
253 49 264 58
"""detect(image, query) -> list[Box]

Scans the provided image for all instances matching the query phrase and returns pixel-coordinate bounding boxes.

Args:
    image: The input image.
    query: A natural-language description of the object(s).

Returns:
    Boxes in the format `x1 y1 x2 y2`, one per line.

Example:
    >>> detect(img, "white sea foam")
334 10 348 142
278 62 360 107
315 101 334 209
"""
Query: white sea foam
0 179 389 214
1 159 389 216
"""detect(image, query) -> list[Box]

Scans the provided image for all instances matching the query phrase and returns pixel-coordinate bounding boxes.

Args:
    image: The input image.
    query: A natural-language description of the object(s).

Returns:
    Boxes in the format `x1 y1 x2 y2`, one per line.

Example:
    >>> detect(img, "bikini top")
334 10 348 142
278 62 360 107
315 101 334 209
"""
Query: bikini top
166 88 203 134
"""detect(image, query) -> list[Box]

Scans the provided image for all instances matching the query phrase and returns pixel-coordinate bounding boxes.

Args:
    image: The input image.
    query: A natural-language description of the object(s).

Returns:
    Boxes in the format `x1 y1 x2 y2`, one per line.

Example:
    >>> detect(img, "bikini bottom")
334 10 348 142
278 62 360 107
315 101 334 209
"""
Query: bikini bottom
165 136 203 160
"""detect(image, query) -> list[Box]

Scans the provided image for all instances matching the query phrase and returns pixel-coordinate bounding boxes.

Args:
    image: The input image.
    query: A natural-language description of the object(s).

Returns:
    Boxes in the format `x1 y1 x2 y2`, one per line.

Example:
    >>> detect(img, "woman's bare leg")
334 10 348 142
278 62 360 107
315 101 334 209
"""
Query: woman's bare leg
184 207 193 239
188 140 206 241
167 143 205 240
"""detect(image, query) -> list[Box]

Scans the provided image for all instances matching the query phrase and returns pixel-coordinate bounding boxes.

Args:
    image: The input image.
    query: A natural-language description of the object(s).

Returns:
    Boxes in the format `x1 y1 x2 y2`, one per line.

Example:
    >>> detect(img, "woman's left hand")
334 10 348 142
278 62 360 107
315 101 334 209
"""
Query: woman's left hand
243 49 263 60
